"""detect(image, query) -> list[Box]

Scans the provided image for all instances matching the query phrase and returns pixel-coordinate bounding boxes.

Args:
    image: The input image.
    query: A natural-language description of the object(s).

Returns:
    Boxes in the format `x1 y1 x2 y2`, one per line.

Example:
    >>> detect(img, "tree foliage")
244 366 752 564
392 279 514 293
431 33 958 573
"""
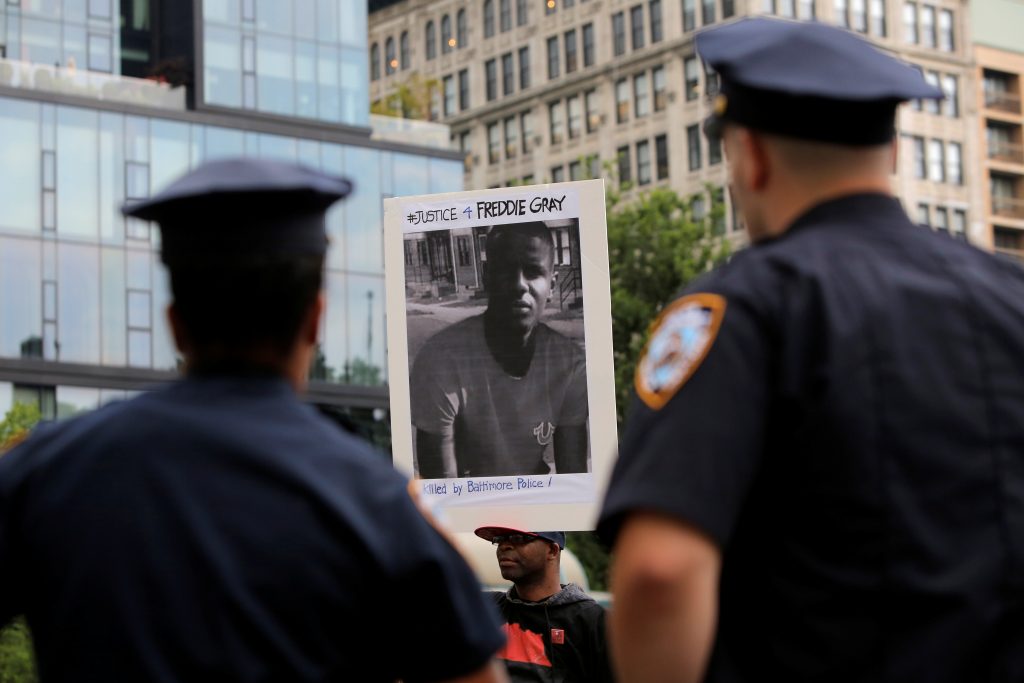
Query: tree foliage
0 403 41 455
0 407 40 682
606 182 731 425
370 73 440 120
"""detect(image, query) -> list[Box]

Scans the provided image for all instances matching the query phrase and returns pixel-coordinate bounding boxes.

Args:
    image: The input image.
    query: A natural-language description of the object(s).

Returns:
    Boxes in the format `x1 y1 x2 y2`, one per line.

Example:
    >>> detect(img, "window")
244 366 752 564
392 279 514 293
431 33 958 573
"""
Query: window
952 209 966 240
547 36 560 79
650 0 664 41
444 75 456 116
442 14 453 53
431 88 442 120
917 202 930 226
459 69 470 110
631 5 645 49
705 66 720 96
938 9 954 51
655 134 669 179
549 101 565 144
702 0 716 24
370 43 380 80
941 74 958 116
505 117 518 159
617 146 632 183
385 37 396 75
547 0 558 14
616 78 630 123
400 31 410 70
426 21 436 59
521 110 534 153
687 124 702 170
552 166 565 183
583 23 595 67
567 95 582 139
903 2 918 43
488 123 501 163
798 0 814 18
501 0 512 31
634 72 650 117
637 140 652 184
920 5 935 48
519 47 531 89
835 0 849 27
912 136 926 178
502 53 514 95
457 10 468 48
946 141 962 185
712 188 727 234
934 206 948 232
565 30 578 73
869 0 886 35
851 0 866 31
708 128 723 165
613 12 627 55
517 0 528 25
569 160 583 181
486 59 498 101
778 0 796 17
585 89 600 133
683 0 697 30
685 56 700 101
928 138 944 181
924 72 941 114
485 0 496 37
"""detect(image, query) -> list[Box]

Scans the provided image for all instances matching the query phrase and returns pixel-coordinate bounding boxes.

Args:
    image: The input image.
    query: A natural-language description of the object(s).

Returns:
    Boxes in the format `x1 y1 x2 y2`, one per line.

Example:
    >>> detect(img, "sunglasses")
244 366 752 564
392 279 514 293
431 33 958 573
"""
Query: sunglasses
490 533 542 546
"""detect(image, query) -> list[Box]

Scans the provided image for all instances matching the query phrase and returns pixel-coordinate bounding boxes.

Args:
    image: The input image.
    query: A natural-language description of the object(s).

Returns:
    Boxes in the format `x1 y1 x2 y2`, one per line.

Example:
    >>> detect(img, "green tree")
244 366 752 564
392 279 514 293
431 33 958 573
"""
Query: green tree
607 182 731 425
370 73 440 120
0 403 41 454
0 405 40 683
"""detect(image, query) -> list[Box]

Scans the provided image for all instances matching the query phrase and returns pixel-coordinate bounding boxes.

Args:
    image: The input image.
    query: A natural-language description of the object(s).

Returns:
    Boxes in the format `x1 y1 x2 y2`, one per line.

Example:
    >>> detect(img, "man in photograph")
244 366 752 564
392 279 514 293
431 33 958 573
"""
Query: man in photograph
411 222 588 478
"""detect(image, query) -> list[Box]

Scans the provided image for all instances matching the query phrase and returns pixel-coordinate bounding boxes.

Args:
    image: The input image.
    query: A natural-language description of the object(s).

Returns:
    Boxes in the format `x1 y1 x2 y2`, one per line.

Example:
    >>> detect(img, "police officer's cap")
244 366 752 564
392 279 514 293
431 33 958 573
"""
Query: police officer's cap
122 157 352 267
697 18 943 145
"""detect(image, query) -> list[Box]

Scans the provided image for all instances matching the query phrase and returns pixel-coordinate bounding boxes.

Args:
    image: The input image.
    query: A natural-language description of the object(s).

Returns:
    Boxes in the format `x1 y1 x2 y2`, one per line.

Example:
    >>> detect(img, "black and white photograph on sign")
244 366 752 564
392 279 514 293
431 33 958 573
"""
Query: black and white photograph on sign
404 219 588 479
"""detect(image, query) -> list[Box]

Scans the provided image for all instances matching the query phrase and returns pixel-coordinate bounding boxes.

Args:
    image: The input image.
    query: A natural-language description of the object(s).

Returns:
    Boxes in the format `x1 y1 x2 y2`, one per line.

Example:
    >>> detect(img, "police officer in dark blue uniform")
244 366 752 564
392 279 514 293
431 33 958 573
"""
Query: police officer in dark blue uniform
598 18 1024 683
0 158 508 683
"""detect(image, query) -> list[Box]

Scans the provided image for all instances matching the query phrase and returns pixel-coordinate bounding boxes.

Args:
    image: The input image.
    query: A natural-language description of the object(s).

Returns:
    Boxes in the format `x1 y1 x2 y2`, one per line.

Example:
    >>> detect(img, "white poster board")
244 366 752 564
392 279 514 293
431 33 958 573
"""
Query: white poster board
383 180 617 532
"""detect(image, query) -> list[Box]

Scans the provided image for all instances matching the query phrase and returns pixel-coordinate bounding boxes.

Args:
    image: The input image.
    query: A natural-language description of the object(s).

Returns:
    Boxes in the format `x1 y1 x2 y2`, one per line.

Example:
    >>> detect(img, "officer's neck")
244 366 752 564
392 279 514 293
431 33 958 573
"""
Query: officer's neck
751 176 894 243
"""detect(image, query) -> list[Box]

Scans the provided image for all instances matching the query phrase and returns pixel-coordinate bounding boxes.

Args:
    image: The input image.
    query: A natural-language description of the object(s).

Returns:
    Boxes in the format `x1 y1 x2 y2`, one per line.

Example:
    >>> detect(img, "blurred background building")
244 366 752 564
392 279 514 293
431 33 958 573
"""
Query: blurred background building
972 0 1024 262
369 0 983 245
0 0 464 443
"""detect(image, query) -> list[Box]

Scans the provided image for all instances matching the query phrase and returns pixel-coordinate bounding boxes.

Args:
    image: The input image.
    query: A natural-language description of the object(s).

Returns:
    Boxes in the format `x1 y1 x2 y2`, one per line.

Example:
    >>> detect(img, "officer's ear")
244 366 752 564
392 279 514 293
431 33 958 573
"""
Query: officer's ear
739 128 771 192
301 291 325 347
167 303 190 355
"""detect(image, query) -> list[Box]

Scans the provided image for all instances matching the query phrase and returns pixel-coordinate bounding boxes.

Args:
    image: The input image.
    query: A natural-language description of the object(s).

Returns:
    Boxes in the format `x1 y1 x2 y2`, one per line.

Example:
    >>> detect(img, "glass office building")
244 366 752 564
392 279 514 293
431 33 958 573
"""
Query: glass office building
0 1 462 440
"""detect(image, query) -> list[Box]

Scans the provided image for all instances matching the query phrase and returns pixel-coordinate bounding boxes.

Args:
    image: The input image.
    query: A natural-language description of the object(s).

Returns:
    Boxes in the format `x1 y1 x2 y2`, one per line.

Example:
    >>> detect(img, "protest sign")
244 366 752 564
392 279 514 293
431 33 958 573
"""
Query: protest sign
384 180 616 532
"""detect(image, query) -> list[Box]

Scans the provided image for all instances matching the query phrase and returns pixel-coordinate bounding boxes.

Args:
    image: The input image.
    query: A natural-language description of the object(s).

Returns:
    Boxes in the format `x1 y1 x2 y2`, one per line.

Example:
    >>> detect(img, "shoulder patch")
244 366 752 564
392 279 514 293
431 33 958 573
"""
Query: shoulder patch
635 293 727 410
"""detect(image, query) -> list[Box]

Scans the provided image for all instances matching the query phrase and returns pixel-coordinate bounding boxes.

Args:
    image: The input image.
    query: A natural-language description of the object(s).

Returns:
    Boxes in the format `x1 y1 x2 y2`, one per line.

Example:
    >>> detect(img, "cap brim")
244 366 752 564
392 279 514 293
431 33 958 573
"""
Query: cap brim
474 526 537 542
120 179 355 220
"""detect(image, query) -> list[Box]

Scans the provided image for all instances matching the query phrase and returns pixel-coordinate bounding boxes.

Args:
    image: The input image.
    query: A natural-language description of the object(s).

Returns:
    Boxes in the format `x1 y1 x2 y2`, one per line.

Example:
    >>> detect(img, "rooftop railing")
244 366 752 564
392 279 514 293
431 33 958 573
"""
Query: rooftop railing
369 114 451 151
0 57 186 110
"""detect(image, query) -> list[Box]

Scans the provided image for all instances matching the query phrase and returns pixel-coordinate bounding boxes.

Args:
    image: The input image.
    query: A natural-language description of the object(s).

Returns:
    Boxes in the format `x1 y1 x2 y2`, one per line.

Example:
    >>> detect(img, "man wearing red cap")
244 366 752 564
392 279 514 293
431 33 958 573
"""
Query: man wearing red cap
474 526 612 683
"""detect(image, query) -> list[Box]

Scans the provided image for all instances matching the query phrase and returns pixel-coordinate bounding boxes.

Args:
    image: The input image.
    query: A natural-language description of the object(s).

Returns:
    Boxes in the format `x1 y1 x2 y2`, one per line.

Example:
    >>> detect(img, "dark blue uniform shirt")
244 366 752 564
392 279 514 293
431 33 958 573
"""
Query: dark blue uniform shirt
0 375 504 682
600 194 1024 682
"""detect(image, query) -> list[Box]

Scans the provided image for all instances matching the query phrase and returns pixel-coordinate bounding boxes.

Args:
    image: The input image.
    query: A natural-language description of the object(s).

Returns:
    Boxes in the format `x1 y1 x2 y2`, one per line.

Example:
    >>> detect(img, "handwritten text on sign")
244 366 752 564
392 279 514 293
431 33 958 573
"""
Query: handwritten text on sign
401 188 580 233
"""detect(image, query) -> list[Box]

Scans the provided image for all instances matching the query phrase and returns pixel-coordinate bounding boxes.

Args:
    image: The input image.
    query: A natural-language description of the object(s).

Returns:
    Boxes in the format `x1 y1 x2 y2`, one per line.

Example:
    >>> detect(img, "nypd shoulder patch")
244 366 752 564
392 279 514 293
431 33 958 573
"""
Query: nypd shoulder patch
635 293 727 410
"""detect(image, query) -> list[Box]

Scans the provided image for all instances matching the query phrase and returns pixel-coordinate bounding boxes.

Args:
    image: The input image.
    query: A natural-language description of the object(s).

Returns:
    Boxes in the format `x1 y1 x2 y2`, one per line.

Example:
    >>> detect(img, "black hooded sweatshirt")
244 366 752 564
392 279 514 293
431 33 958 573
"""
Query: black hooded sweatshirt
490 584 612 683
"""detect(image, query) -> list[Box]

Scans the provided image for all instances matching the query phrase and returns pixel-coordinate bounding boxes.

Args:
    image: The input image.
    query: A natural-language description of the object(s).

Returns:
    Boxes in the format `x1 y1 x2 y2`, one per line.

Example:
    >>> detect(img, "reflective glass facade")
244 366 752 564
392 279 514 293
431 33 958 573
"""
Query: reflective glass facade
202 0 369 126
0 1 462 430
1 0 120 72
0 94 461 388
